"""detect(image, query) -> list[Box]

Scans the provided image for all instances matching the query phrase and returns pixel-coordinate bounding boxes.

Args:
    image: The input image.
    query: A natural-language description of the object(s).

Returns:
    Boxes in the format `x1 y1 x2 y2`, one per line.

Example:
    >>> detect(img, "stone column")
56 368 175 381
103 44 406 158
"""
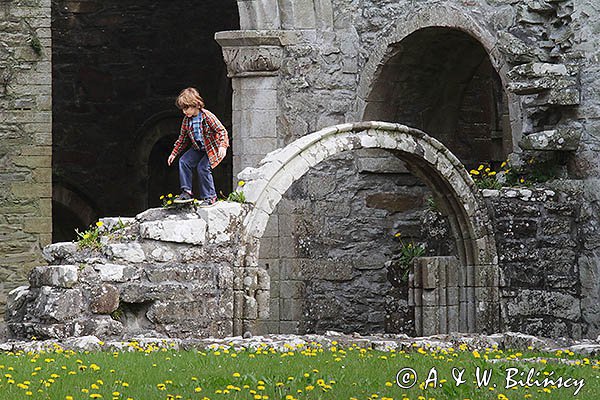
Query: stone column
0 0 52 319
215 31 293 181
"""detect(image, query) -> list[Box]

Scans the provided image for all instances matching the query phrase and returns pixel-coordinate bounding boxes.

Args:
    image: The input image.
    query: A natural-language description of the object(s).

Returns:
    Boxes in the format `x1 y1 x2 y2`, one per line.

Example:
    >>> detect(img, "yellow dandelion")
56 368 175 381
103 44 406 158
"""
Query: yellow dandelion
160 195 165 200
470 169 480 175
489 171 497 176
238 180 246 187
478 164 484 171
95 221 104 228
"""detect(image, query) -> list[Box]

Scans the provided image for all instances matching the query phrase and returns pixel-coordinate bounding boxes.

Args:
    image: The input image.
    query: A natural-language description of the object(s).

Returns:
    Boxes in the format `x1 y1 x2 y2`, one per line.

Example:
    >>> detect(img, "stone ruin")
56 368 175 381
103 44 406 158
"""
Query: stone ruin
5 204 252 339
4 122 596 341
4 0 600 342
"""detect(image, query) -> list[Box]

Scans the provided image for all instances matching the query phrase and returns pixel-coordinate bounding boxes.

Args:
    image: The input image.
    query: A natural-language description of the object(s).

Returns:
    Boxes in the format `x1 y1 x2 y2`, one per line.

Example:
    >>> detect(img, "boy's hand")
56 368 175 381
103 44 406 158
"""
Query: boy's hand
218 146 227 160
167 154 175 166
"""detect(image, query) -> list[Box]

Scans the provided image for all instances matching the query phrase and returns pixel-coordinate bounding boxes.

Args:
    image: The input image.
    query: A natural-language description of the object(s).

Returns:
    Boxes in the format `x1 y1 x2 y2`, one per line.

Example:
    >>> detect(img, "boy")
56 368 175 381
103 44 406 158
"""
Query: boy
168 87 229 206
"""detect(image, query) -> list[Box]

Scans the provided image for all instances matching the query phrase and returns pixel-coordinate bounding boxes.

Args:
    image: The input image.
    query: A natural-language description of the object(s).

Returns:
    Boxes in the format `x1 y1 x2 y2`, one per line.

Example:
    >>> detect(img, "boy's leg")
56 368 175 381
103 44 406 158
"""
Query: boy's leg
178 149 201 194
196 149 217 200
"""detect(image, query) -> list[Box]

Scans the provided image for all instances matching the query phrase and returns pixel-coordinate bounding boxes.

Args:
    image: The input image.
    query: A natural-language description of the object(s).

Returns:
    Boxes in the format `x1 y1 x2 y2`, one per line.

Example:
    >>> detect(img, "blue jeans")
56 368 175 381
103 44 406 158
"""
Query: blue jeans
178 148 216 199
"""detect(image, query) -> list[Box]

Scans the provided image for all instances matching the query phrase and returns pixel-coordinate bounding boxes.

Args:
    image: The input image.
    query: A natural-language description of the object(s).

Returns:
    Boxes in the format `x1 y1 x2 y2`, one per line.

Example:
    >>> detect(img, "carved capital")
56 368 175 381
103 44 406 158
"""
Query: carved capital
216 30 296 77
221 46 283 77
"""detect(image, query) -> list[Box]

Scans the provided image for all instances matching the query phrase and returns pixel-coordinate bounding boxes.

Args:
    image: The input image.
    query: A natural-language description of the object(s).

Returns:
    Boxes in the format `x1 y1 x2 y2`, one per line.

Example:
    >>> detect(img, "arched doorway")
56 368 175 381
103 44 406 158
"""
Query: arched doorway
238 122 500 336
362 27 511 168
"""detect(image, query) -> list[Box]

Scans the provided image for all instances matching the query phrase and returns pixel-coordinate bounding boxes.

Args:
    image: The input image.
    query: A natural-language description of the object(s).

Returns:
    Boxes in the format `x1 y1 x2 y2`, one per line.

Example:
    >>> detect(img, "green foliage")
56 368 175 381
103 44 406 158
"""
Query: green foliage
505 156 559 186
0 341 595 399
469 156 560 190
227 190 246 203
29 34 42 55
110 306 124 321
159 193 177 208
390 232 426 285
425 196 439 213
469 163 502 189
395 233 425 267
75 219 128 250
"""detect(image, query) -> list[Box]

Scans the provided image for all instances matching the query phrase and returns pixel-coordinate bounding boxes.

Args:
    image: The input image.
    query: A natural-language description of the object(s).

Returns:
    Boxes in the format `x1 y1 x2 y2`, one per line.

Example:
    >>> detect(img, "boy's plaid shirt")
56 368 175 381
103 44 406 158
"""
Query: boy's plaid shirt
170 109 229 168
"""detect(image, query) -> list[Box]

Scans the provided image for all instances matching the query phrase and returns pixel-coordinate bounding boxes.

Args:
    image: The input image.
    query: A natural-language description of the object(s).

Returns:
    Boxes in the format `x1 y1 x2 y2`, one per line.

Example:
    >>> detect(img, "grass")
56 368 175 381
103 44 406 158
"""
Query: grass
0 341 598 399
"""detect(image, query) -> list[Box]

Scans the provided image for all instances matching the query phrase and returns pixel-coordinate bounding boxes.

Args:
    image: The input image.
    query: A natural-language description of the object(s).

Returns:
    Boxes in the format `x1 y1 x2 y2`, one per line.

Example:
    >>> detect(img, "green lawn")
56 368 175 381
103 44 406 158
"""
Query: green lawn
0 340 597 399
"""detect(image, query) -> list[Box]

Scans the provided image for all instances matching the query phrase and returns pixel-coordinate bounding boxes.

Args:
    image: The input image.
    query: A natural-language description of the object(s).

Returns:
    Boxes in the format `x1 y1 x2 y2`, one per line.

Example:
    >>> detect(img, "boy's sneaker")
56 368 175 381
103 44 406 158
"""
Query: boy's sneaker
173 191 194 204
197 197 217 207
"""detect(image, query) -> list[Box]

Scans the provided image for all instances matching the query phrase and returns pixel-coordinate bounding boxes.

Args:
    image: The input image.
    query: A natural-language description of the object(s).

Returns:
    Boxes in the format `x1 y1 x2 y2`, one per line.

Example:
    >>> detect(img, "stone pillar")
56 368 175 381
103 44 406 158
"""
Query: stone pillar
215 31 293 182
0 0 52 319
410 256 500 336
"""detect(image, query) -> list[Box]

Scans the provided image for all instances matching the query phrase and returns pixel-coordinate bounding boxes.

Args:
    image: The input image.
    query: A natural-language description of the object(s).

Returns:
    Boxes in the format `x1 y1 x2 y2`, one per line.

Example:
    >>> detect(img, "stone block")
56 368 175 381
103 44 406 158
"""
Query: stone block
280 281 305 299
29 265 78 288
243 295 258 319
139 219 207 245
105 243 145 263
519 128 581 151
94 263 135 282
258 237 279 258
90 284 120 314
421 306 440 336
147 300 214 324
144 264 216 283
32 287 84 322
256 290 270 319
278 320 299 334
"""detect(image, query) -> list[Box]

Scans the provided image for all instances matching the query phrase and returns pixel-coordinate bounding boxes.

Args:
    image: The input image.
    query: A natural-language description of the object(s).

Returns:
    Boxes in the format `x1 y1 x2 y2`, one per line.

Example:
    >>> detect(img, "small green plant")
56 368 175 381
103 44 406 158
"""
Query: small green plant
395 232 426 267
227 191 246 203
29 35 42 55
75 221 104 250
227 180 247 203
75 219 128 250
159 193 177 208
425 196 439 213
469 163 502 189
110 306 124 321
504 156 559 186
388 232 426 285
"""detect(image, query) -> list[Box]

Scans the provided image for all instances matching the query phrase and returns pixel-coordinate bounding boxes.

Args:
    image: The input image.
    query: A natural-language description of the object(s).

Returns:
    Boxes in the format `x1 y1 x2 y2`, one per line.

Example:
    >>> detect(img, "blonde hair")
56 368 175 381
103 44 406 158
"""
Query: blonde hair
175 87 205 109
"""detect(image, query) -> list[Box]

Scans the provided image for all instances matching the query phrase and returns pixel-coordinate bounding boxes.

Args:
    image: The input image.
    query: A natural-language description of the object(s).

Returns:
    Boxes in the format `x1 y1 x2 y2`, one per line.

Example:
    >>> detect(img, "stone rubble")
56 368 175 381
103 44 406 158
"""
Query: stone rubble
5 202 263 341
1 331 599 358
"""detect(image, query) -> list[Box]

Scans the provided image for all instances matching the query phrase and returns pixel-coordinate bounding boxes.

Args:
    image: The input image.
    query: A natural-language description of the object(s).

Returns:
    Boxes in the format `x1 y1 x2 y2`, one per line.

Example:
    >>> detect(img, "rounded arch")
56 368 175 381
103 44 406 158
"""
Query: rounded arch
52 184 98 242
356 3 522 152
239 121 499 333
129 111 184 209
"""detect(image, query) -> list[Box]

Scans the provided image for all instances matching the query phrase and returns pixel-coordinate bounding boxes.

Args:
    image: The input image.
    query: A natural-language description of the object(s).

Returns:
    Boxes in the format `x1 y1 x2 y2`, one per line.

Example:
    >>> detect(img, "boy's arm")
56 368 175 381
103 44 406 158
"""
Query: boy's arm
167 119 190 165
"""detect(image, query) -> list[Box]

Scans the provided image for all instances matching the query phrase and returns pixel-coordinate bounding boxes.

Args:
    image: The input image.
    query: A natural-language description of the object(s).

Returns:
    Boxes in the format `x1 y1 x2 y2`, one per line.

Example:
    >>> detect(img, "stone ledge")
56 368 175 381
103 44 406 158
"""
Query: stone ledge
1 331 599 356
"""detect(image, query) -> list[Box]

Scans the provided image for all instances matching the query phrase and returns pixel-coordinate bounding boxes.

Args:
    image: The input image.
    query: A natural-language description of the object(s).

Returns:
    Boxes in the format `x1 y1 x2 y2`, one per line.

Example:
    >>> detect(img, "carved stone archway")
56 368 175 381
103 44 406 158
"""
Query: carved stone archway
355 3 523 150
237 121 499 335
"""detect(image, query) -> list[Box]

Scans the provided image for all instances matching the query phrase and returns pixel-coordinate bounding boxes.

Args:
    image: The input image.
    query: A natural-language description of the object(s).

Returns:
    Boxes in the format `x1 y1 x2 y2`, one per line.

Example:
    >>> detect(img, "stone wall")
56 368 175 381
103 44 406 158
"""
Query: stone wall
0 0 52 323
6 203 258 340
258 150 429 335
485 185 590 339
223 0 600 340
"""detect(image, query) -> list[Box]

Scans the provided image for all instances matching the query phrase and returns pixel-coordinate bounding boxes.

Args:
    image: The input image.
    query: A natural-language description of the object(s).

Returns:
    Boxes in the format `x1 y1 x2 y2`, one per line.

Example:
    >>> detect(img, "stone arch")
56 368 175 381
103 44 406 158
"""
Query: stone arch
130 111 183 209
356 3 522 151
52 184 98 242
239 121 499 333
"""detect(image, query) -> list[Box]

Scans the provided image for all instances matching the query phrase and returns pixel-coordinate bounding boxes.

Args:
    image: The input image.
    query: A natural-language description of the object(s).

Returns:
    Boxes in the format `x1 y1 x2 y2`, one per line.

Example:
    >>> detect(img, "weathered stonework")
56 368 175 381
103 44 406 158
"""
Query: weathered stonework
0 0 52 323
6 203 254 340
3 0 600 342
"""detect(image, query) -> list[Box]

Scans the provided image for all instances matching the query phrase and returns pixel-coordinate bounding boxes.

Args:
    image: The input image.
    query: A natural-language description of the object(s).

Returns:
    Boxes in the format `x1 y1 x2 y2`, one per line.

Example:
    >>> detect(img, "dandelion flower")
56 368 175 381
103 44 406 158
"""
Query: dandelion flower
238 180 246 187
95 221 104 228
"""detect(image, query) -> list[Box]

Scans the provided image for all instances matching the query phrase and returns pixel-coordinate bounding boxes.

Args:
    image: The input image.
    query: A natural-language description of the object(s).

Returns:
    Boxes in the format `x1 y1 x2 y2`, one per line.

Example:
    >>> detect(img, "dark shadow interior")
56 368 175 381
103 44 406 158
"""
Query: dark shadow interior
364 27 511 168
51 0 239 241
